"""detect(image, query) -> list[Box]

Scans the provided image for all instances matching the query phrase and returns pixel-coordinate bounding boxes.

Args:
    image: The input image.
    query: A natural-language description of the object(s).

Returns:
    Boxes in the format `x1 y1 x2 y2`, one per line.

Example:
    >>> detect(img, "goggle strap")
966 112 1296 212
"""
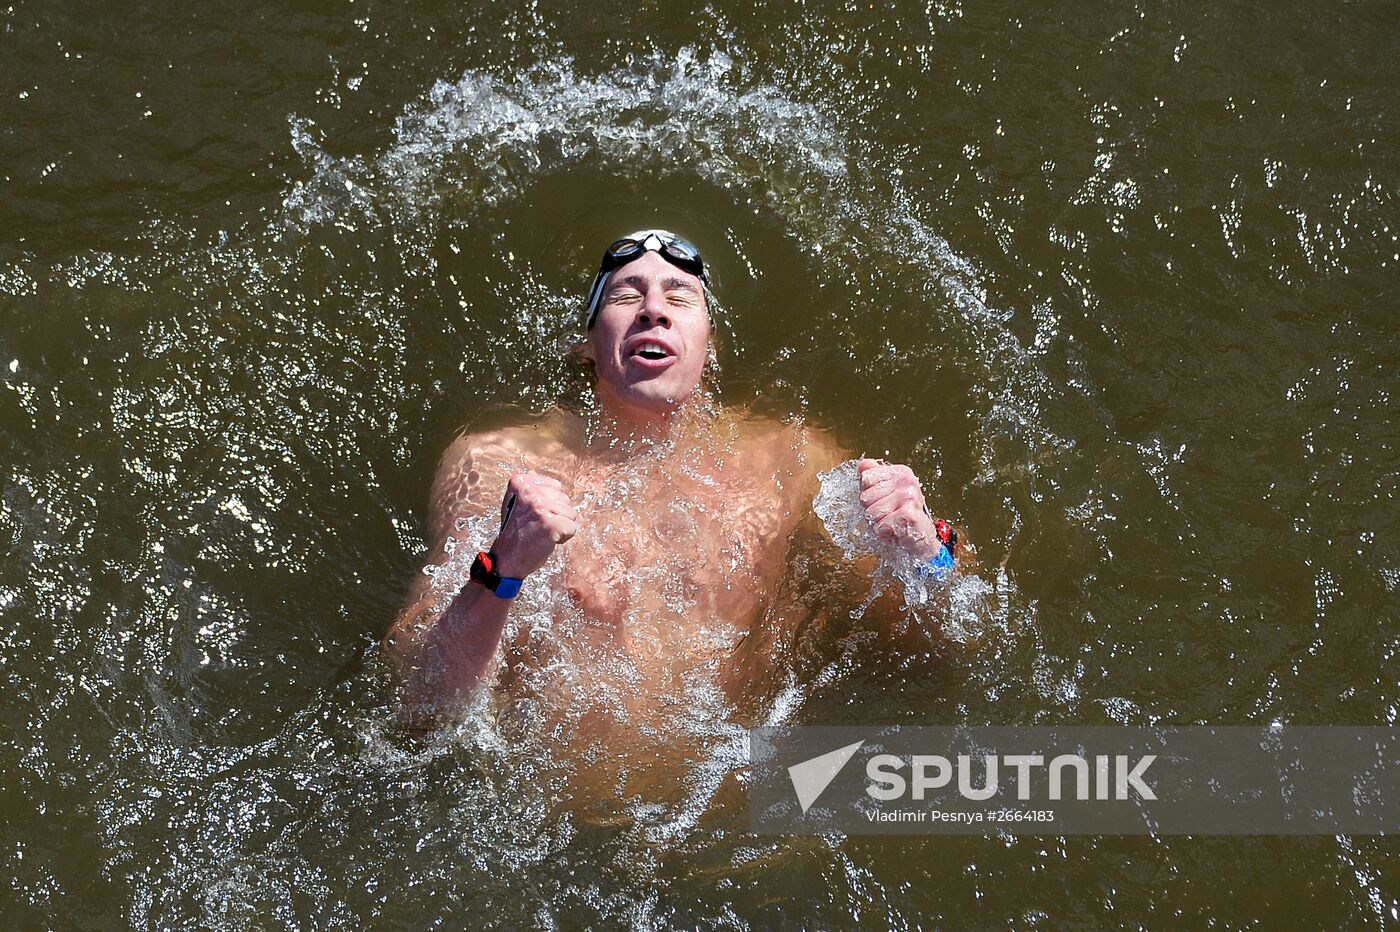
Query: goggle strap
583 269 610 329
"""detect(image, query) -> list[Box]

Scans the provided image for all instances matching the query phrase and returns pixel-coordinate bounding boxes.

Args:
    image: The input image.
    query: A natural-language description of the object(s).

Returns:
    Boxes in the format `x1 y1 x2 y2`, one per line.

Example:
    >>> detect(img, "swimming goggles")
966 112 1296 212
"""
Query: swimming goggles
583 229 709 329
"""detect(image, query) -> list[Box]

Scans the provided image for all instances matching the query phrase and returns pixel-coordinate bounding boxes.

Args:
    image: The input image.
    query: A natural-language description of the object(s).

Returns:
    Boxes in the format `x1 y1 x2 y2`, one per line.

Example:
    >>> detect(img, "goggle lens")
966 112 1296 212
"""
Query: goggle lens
601 234 706 281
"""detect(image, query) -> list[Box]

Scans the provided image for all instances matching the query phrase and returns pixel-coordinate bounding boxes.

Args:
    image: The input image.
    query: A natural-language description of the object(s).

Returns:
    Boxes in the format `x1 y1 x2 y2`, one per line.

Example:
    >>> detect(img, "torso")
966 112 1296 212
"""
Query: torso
437 405 839 799
561 423 789 657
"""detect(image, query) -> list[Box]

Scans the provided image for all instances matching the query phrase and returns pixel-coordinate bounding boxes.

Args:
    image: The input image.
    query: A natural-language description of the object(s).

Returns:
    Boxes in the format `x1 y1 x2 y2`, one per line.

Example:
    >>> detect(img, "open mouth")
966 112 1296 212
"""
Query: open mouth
632 342 673 361
623 334 680 372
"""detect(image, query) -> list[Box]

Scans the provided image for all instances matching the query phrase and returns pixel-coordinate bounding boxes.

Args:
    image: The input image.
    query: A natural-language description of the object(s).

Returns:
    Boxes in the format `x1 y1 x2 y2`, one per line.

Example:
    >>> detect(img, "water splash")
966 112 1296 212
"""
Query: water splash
285 50 847 234
279 49 1071 576
816 459 995 643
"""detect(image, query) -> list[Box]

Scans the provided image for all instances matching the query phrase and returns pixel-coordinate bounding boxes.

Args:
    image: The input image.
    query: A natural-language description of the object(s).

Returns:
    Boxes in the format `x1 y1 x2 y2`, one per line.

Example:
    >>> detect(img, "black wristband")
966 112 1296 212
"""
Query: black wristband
469 550 524 599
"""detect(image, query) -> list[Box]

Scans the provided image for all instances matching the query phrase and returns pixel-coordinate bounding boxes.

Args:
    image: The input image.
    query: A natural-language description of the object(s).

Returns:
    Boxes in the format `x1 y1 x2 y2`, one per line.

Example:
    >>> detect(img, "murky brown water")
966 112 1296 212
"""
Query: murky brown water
2 0 1398 926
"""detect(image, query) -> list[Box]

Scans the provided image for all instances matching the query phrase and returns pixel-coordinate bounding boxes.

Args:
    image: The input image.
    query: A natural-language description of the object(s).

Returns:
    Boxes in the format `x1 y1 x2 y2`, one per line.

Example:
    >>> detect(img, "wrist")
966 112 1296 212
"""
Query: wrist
486 538 528 580
904 513 940 561
906 536 940 562
470 548 526 599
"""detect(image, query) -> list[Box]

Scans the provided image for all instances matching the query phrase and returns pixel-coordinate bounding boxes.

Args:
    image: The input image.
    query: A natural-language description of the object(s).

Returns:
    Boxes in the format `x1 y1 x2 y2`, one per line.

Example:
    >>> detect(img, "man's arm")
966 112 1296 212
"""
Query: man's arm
854 456 962 655
794 424 949 565
383 431 577 709
798 427 962 652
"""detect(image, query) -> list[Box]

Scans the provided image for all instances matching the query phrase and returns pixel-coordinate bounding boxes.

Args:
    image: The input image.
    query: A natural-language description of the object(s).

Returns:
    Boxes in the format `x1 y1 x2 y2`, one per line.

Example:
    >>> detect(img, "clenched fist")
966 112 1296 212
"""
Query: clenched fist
858 458 939 561
490 471 579 579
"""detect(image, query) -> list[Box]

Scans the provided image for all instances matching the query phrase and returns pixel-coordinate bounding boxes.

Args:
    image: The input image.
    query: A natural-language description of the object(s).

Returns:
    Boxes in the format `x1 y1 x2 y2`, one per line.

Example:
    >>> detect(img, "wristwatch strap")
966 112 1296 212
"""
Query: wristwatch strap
918 519 958 581
469 550 524 599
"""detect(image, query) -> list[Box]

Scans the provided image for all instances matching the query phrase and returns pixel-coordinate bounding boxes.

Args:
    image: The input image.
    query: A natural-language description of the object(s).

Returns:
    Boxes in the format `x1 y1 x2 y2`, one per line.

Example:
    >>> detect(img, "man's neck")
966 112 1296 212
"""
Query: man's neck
588 393 716 460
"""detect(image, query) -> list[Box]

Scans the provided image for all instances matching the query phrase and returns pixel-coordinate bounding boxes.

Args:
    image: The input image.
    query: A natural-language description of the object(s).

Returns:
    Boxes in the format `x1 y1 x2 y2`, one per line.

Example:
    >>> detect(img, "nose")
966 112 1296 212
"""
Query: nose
636 293 671 328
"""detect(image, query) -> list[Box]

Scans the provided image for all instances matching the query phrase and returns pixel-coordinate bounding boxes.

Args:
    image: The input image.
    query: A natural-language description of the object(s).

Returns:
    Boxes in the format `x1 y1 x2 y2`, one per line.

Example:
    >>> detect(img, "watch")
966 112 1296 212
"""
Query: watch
469 550 524 599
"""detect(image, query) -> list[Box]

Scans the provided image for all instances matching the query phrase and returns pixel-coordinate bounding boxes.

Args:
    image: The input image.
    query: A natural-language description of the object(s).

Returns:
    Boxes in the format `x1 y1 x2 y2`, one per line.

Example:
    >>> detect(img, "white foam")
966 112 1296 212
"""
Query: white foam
284 50 846 234
815 457 994 641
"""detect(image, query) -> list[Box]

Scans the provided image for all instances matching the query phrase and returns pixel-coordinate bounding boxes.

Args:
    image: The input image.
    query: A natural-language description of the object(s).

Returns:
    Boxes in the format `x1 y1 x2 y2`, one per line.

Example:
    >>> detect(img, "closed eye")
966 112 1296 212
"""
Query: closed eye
662 277 701 302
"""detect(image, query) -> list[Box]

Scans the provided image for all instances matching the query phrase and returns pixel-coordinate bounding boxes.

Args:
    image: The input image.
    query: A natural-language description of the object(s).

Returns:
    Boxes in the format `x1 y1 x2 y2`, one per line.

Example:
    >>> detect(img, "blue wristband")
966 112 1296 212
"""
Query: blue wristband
918 542 955 581
469 550 525 599
492 575 523 599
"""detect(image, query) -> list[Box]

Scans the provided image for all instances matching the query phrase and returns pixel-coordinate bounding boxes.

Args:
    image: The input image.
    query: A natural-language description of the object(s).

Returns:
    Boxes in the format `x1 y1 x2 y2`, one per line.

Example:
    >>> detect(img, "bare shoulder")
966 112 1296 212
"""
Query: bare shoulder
791 421 846 473
732 412 847 476
426 408 582 554
725 412 849 521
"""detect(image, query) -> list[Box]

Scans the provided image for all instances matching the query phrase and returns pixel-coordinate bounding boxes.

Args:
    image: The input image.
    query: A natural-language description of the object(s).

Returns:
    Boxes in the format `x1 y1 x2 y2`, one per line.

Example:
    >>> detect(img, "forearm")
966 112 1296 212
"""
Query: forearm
385 466 576 710
386 578 513 702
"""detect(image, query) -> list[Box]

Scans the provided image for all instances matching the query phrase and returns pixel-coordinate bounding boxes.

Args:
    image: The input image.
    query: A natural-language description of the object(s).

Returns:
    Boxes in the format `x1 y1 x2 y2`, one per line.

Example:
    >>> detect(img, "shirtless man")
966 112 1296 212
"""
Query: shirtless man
383 231 958 740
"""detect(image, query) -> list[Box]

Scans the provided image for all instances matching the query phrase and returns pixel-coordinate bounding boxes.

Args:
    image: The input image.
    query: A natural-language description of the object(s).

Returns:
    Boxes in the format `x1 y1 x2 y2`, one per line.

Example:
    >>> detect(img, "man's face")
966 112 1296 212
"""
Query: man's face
584 250 710 419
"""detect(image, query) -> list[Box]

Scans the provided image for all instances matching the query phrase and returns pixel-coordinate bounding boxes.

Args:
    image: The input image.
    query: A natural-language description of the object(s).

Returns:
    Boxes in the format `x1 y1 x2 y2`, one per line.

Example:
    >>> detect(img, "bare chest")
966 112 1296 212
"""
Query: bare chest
557 464 789 638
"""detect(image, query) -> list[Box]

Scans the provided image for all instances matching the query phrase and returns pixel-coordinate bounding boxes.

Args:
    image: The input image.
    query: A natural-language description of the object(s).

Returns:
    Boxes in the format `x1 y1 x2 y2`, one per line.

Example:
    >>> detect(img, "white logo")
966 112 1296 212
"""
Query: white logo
865 753 1157 801
787 742 1158 813
788 740 866 813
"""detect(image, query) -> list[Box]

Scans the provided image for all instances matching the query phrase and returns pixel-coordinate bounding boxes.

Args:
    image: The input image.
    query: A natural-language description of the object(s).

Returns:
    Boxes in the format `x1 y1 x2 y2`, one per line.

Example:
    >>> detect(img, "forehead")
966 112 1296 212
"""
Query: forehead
607 250 703 291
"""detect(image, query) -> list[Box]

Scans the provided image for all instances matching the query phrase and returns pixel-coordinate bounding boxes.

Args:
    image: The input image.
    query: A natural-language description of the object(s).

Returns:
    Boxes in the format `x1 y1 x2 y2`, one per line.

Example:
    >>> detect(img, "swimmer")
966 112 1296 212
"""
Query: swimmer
383 230 960 720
